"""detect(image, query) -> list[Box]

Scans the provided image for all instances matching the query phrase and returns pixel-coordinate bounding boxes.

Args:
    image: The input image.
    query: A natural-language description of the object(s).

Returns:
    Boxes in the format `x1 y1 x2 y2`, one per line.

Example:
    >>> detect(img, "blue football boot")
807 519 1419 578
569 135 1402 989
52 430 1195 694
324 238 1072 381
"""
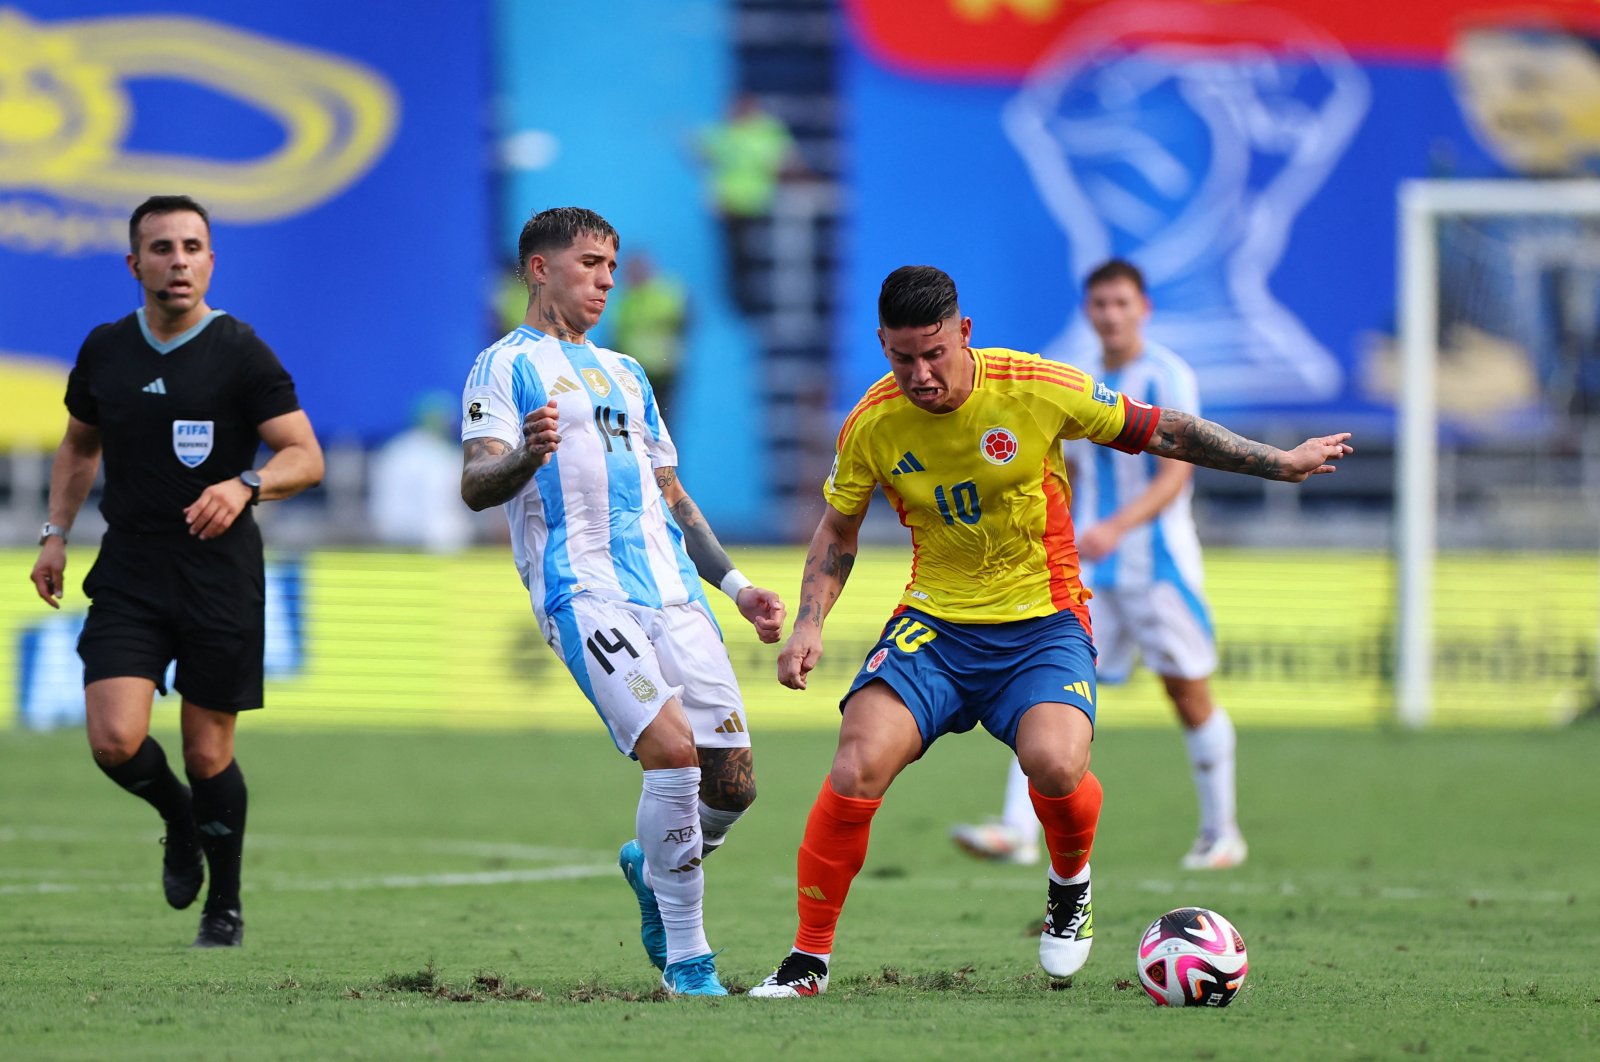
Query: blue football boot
618 839 667 970
661 952 728 997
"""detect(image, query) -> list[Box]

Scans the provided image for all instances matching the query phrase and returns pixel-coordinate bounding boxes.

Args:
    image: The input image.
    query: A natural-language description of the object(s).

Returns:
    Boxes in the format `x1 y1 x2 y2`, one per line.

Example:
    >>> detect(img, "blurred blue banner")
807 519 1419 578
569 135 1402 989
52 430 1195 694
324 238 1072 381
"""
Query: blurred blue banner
0 1 490 443
840 0 1551 433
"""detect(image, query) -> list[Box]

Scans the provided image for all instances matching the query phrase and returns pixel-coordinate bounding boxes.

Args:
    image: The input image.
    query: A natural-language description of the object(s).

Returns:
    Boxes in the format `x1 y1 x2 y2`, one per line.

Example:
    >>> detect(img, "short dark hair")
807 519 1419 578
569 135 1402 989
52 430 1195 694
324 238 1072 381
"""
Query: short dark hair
878 265 960 329
1084 258 1146 295
129 195 210 254
516 207 619 279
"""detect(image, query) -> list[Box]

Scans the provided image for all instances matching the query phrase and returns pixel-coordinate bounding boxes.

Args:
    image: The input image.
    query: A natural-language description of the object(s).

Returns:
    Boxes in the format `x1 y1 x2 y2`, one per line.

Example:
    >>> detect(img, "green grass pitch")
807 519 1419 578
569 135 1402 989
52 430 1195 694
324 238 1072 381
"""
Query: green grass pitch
2 723 1597 1060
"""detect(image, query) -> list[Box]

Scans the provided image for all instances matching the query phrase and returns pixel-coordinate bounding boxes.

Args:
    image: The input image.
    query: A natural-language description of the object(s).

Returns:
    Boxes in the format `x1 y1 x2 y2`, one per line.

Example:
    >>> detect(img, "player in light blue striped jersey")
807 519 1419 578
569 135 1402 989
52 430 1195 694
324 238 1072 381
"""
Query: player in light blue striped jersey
951 259 1246 871
460 207 786 996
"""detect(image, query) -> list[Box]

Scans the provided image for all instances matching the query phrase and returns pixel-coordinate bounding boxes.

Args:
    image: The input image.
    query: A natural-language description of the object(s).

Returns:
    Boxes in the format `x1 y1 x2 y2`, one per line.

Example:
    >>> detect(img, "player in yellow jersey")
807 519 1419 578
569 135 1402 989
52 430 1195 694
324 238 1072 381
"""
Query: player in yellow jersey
749 265 1352 998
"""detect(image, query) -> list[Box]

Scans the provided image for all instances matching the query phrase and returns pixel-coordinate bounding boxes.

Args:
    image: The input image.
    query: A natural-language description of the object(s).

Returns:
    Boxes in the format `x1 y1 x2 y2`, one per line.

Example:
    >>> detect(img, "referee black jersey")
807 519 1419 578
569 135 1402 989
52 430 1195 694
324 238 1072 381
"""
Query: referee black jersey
65 310 301 536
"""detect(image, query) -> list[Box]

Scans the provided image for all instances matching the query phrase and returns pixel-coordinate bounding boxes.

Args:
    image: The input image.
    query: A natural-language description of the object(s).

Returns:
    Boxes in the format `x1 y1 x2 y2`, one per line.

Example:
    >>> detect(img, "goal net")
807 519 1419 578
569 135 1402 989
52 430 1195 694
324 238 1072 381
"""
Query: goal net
1396 179 1600 726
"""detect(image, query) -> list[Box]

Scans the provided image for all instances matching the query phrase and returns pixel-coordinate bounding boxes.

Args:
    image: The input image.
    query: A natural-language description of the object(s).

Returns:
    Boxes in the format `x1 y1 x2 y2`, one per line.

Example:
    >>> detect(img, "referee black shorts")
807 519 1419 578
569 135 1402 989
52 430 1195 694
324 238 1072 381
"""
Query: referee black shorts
77 523 266 713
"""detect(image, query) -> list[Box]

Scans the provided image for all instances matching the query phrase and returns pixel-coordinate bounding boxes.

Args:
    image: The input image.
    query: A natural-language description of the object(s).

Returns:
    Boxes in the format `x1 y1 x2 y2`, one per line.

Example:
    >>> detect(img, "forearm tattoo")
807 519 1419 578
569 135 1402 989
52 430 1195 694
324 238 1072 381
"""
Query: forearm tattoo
821 542 855 584
698 747 755 811
795 541 854 628
659 468 735 584
1146 409 1286 480
460 437 538 509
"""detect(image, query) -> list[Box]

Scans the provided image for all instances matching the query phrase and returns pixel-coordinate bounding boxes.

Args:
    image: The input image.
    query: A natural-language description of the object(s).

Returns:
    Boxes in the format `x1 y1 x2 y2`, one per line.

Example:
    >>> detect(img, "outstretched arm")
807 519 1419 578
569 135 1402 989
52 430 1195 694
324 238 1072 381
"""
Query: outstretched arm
656 465 738 585
1144 408 1353 483
460 401 560 511
777 502 868 690
656 466 785 643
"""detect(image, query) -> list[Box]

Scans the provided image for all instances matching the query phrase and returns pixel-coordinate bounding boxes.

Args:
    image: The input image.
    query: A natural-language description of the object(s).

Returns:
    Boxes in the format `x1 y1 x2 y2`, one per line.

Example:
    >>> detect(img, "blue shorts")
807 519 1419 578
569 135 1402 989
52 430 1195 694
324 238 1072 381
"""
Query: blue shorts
841 607 1098 751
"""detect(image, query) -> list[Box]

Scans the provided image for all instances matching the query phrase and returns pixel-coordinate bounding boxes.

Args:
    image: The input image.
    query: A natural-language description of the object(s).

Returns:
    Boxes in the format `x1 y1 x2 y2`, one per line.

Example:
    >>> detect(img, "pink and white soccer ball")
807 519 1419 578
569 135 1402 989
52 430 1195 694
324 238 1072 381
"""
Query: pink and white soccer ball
1136 907 1249 1007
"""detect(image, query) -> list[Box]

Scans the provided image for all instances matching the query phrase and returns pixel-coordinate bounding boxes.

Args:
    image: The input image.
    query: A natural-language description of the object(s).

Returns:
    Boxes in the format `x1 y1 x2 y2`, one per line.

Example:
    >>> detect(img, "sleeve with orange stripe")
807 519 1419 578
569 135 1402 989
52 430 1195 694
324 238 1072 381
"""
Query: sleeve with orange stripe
1038 363 1162 454
823 375 896 515
978 350 1155 452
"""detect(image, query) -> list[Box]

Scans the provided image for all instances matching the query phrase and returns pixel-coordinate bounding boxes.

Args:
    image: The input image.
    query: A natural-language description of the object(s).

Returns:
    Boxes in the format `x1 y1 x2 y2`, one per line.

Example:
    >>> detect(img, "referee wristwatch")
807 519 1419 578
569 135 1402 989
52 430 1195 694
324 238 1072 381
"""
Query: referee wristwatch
239 469 262 506
38 522 68 546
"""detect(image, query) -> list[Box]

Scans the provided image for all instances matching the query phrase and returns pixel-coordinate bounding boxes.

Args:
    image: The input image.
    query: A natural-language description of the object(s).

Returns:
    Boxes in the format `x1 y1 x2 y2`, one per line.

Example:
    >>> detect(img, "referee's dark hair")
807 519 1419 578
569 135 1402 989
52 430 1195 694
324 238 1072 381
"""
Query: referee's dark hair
129 195 211 253
878 265 960 329
516 207 620 281
1084 258 1146 295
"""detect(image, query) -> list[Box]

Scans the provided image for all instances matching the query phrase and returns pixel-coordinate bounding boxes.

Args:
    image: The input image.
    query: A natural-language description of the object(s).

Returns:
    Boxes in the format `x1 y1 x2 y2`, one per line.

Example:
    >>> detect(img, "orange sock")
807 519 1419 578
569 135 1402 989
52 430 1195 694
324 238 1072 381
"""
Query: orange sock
793 776 882 955
1029 771 1103 880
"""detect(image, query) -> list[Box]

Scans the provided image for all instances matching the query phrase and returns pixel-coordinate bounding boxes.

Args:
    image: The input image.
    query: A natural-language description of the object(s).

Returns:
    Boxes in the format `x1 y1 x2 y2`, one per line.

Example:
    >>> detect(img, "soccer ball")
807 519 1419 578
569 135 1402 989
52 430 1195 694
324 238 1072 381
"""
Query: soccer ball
1136 907 1248 1007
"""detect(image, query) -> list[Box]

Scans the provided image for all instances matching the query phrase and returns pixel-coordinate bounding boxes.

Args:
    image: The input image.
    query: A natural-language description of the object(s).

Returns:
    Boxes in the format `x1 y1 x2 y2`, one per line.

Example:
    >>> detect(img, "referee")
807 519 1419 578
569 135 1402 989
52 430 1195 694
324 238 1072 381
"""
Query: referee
28 195 324 948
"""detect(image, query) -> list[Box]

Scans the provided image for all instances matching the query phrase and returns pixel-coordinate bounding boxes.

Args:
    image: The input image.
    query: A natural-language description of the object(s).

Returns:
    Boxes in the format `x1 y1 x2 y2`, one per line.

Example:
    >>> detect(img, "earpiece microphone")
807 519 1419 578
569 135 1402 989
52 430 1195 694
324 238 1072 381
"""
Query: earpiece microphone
133 265 168 301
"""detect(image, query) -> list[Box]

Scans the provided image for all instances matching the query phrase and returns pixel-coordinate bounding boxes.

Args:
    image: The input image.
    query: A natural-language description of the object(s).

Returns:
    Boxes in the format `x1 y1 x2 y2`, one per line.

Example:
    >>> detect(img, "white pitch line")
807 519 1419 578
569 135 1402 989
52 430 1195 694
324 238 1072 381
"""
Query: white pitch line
0 826 618 896
0 881 146 896
265 864 616 892
0 863 615 897
8 827 1583 907
0 826 602 864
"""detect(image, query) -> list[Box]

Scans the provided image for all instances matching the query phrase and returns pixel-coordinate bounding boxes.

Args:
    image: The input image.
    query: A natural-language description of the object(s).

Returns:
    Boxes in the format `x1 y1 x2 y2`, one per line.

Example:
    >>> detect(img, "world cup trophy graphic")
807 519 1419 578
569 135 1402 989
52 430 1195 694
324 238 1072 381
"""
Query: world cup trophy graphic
1004 1 1369 406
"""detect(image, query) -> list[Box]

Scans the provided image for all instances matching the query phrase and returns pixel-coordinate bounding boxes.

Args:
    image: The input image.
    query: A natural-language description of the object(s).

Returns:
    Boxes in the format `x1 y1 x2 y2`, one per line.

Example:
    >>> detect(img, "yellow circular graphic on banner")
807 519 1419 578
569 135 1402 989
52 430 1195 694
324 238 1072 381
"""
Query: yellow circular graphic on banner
0 6 398 238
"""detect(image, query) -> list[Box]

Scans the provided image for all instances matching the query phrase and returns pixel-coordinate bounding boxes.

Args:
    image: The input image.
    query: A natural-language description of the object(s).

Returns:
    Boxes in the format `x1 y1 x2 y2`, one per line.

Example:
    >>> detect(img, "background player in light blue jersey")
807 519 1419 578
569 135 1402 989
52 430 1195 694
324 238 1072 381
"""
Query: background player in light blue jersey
459 207 786 996
952 259 1247 871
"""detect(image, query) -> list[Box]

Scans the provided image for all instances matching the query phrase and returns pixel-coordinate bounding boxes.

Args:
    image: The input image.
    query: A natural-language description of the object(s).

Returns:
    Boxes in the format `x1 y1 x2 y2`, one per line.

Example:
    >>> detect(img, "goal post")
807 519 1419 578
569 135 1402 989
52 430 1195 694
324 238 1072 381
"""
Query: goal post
1397 179 1600 727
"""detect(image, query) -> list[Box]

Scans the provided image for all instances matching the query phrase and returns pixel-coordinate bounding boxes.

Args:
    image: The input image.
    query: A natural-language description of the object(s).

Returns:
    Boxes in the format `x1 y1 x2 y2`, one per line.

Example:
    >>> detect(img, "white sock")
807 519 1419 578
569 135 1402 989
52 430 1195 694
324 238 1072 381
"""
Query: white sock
1001 757 1039 841
1048 861 1090 887
638 767 709 965
1182 707 1237 838
699 799 744 856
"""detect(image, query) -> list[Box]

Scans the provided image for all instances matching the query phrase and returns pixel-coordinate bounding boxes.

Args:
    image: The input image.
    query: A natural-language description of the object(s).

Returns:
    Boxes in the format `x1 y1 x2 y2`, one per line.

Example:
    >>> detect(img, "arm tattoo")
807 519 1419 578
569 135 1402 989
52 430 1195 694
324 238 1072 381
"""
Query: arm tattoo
663 471 736 585
820 542 855 586
697 747 755 811
460 437 538 510
794 540 853 629
1146 409 1285 480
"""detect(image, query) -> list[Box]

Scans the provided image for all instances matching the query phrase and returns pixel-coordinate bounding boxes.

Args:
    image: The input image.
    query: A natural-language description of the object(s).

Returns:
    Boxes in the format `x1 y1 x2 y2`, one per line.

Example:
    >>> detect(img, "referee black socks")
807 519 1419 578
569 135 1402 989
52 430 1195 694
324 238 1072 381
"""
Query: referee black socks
189 760 248 913
99 736 192 825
